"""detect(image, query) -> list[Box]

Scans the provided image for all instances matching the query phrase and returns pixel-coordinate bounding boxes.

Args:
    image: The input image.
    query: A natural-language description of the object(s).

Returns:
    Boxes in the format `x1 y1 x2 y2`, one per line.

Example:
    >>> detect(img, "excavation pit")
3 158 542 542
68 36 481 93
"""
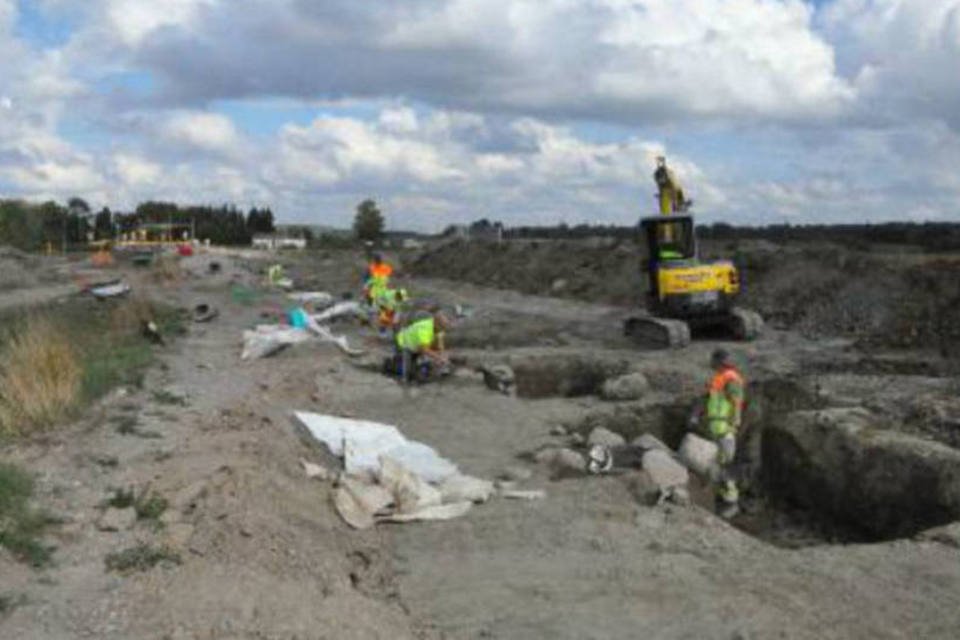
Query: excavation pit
508 354 630 399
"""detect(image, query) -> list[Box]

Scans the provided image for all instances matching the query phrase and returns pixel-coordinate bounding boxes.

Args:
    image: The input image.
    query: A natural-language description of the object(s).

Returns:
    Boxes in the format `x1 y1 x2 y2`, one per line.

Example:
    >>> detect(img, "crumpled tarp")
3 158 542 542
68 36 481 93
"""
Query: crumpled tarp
294 411 497 528
241 325 311 360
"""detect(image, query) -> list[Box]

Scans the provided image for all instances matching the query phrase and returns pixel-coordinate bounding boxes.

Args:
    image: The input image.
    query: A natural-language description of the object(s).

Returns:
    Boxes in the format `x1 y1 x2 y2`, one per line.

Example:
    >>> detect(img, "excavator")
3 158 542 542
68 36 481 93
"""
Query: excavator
623 157 763 348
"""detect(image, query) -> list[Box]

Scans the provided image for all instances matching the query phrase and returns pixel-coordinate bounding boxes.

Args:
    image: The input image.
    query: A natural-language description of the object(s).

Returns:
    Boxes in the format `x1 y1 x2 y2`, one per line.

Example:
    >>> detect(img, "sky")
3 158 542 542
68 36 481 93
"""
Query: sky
1 0 959 231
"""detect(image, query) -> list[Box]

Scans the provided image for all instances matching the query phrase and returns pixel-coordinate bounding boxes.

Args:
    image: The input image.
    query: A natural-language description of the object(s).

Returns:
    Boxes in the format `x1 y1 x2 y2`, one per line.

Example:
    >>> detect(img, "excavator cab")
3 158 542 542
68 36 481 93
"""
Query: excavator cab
641 216 696 263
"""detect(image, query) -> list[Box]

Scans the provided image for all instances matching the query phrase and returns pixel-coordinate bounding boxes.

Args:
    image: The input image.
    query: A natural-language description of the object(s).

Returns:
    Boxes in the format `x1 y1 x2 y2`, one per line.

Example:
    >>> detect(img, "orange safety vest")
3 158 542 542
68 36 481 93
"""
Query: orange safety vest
706 366 744 438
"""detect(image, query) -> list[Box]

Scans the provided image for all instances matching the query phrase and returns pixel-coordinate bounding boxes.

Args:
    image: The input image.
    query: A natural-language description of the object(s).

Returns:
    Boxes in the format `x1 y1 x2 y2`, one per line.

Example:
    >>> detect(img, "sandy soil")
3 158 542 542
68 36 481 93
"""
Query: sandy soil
1 249 959 639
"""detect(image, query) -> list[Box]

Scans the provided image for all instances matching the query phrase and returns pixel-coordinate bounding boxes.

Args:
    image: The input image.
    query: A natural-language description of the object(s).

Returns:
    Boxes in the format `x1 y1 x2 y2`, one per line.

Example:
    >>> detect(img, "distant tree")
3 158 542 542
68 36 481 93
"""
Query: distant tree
94 207 113 240
246 207 276 235
353 199 384 241
67 197 90 216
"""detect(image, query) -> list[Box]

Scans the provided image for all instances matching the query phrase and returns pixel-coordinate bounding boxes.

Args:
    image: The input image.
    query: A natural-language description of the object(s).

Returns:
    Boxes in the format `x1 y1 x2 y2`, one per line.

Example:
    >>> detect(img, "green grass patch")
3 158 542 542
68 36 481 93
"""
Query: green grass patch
0 463 54 567
105 543 180 574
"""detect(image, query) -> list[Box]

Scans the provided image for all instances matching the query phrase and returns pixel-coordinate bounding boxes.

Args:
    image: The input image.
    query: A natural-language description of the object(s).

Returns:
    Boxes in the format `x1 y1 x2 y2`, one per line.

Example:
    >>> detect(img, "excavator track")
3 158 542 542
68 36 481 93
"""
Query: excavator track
623 315 692 349
727 307 764 341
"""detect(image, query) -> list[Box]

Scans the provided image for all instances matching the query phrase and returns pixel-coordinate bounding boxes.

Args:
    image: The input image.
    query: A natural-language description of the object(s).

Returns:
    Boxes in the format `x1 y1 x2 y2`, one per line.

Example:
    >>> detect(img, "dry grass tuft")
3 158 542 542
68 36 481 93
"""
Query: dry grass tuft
0 318 81 435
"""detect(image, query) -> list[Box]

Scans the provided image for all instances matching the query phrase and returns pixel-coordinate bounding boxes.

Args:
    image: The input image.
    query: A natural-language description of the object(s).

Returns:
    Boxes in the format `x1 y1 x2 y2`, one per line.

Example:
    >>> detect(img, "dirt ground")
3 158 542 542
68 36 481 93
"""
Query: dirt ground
1 246 960 639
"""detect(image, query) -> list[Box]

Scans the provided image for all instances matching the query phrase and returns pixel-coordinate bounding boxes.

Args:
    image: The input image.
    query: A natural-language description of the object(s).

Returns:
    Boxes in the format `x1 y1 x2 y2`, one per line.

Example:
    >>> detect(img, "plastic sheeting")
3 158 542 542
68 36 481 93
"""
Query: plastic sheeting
313 301 362 324
294 412 459 482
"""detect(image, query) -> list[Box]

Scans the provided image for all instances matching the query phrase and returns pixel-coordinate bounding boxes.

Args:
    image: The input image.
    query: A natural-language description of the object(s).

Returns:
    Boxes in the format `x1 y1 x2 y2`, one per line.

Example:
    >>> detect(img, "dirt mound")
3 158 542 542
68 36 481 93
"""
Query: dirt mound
407 238 641 305
411 238 960 354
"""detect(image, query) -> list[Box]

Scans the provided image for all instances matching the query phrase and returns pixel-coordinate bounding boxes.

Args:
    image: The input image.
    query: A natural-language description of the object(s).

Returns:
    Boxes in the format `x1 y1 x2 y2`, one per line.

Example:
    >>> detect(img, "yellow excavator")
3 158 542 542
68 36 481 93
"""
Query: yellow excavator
623 157 763 348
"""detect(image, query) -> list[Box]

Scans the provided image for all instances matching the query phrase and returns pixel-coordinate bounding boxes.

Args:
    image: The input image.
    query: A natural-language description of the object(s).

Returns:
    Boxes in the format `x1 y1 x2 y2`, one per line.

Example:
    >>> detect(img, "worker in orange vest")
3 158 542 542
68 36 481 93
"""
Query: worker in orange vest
689 349 745 519
363 253 393 304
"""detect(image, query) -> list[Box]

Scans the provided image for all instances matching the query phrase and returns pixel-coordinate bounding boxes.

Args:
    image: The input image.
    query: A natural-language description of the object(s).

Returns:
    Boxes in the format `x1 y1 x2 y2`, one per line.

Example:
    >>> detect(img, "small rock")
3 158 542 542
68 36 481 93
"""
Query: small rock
301 459 330 480
600 372 650 401
97 507 137 532
533 447 560 464
627 470 662 506
642 449 689 491
569 432 586 446
551 448 587 477
479 365 516 395
587 427 626 448
498 466 533 482
549 425 568 437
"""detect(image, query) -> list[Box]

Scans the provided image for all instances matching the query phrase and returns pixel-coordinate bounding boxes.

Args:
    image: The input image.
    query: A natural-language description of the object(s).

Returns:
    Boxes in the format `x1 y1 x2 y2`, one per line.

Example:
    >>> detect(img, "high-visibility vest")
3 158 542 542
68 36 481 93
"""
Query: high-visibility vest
706 367 744 438
396 317 434 352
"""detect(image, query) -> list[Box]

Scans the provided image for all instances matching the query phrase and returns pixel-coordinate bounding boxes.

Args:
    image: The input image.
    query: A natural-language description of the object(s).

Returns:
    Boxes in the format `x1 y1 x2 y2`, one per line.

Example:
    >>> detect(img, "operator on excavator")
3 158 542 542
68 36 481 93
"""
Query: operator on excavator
688 348 745 519
652 156 690 261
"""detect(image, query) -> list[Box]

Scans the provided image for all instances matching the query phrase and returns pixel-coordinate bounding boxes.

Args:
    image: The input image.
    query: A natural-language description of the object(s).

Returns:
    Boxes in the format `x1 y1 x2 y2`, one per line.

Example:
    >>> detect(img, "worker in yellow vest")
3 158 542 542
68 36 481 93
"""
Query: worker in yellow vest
689 349 745 519
394 309 450 384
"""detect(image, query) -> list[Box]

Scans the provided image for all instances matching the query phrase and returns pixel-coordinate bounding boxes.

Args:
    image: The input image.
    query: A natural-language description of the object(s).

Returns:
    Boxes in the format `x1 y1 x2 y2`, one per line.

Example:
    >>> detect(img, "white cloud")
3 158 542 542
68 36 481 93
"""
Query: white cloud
113 153 161 185
160 111 239 154
821 0 960 127
82 0 852 125
106 0 216 46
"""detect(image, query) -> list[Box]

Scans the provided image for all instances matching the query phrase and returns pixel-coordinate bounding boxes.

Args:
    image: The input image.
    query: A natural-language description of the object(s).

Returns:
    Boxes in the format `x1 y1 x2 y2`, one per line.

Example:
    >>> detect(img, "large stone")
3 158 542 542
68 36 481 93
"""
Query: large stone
677 433 719 478
552 448 587 477
764 407 960 539
587 427 626 448
97 507 137 532
600 372 650 401
642 449 689 491
631 433 670 452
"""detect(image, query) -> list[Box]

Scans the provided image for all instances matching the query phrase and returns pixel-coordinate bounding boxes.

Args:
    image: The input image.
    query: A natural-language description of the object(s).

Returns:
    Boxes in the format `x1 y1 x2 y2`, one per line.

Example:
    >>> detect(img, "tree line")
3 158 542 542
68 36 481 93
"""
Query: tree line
0 198 276 251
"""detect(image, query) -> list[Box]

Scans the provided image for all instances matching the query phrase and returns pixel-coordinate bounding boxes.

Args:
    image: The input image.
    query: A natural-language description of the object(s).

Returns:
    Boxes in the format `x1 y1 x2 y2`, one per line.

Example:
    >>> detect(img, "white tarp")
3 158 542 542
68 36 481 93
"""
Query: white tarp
241 321 363 360
288 291 335 307
313 301 362 324
304 315 365 356
241 325 311 360
293 412 459 483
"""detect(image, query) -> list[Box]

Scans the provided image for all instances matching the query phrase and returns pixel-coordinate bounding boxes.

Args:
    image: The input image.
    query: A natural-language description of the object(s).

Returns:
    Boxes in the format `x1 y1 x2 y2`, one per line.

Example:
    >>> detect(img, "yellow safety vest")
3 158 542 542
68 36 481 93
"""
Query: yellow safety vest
396 318 434 352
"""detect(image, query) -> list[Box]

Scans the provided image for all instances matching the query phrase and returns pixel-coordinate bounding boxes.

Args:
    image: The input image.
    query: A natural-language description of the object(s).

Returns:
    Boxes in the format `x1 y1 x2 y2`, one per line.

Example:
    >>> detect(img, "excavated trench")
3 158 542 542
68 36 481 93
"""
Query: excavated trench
508 355 960 548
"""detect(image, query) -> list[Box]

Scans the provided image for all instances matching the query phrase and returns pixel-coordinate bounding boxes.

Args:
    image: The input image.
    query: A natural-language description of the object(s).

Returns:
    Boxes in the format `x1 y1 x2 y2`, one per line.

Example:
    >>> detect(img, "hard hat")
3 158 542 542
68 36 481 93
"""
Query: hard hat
710 348 732 368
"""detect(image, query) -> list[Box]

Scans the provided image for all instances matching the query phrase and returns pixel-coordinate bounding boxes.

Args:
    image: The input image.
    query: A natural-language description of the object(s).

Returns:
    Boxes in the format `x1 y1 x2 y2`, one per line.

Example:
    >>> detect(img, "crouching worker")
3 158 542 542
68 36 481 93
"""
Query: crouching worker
391 309 451 384
688 348 745 519
376 288 409 335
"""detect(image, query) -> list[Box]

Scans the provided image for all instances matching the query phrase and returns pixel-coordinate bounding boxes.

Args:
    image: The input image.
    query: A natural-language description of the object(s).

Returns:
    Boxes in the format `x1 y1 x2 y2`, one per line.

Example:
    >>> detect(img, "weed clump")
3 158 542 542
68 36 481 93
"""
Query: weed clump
105 543 180 574
0 463 54 567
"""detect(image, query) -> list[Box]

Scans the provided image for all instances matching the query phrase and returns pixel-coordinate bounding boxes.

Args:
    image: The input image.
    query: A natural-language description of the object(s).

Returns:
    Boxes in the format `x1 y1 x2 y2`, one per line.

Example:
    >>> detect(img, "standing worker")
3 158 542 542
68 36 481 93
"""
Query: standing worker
394 309 450 384
364 253 393 305
689 349 745 519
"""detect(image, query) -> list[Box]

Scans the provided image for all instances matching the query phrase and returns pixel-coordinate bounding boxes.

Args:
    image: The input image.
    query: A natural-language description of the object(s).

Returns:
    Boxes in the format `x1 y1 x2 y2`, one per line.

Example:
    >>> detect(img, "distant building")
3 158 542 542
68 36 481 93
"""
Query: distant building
252 233 307 250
